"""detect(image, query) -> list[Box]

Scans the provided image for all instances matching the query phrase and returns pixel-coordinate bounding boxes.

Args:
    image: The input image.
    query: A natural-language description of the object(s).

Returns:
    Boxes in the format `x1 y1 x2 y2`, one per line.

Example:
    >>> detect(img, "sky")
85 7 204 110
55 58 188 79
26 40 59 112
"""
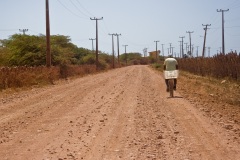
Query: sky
0 0 240 57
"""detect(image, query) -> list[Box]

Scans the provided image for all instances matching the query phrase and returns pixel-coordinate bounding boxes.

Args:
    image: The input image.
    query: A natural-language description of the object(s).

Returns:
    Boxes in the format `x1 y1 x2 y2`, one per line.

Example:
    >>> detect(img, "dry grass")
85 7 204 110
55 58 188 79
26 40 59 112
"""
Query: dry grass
178 53 240 81
177 71 240 131
0 65 97 91
178 71 240 106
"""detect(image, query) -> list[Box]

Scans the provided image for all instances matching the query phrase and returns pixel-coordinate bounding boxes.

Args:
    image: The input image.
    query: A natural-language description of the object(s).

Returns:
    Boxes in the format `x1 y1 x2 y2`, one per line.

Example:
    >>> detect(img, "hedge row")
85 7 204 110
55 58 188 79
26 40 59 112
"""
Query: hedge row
178 53 240 81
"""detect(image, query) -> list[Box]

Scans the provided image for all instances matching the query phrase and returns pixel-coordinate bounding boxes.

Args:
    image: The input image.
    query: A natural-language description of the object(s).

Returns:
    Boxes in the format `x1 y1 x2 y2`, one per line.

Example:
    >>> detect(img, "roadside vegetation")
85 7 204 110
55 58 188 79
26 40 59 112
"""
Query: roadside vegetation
151 53 240 107
0 34 151 91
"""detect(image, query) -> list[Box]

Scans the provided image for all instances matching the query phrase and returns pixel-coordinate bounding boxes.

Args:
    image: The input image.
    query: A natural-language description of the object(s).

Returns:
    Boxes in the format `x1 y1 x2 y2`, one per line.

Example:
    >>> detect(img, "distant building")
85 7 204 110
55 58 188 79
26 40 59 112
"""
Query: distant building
149 50 160 58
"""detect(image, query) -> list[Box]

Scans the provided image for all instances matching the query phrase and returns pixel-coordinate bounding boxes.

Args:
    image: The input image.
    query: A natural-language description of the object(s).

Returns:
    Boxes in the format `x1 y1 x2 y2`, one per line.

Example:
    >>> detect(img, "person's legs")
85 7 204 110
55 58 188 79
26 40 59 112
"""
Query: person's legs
165 79 169 92
174 79 177 90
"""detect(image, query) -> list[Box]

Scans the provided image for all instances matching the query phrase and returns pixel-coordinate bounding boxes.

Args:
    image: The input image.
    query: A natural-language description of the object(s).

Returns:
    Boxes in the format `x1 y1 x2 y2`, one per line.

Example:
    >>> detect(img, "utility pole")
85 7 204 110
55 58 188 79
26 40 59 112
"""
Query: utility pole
217 9 229 55
186 31 194 56
19 29 28 35
115 33 121 66
90 17 103 70
171 47 175 57
196 46 199 57
143 47 148 57
154 40 159 60
89 38 96 51
208 47 211 57
169 43 172 55
123 45 128 65
179 36 185 58
161 44 164 57
109 33 116 68
45 0 51 67
192 44 194 57
202 24 211 58
184 43 188 54
178 41 182 58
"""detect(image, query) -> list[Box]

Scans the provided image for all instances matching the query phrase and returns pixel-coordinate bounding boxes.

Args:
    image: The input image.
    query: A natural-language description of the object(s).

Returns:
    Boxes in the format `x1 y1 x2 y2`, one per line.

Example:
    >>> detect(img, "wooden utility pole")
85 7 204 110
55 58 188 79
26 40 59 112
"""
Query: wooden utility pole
178 41 182 57
115 33 121 66
109 33 116 68
46 0 51 67
169 43 172 55
161 44 164 57
186 31 194 57
171 47 175 57
89 38 96 51
179 36 185 58
123 45 128 65
202 24 211 58
217 9 229 55
90 17 103 70
154 40 159 60
208 47 211 57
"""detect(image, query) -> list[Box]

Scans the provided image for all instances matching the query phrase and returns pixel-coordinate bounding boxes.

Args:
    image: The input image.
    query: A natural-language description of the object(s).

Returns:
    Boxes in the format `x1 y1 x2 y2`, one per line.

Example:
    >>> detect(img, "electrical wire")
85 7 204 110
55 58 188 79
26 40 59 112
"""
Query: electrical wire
57 0 87 19
74 0 95 17
227 0 240 9
69 0 89 18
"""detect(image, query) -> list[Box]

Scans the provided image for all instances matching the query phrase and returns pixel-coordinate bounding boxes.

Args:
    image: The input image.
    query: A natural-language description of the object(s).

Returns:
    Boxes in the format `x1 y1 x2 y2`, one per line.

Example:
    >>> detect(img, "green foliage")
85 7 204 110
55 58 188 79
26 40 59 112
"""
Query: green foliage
0 34 150 68
1 34 91 67
0 47 11 66
119 52 142 65
82 53 96 64
4 34 46 66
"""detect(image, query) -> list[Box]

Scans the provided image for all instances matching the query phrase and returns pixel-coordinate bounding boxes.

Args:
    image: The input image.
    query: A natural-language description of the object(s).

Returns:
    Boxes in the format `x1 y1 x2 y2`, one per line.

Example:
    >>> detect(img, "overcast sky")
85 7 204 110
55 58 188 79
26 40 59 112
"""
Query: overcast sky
1 0 240 57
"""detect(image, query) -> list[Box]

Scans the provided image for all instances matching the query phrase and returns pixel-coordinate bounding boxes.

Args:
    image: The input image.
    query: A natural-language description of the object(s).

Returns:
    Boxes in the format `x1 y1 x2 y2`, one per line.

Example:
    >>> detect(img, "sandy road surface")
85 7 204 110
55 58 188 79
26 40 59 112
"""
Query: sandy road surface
0 65 239 160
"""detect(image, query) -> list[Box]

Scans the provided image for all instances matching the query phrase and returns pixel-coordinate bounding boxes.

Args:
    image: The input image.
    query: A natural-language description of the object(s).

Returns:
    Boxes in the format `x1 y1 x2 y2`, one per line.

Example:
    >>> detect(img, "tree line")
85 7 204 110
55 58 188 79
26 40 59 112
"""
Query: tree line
0 34 148 68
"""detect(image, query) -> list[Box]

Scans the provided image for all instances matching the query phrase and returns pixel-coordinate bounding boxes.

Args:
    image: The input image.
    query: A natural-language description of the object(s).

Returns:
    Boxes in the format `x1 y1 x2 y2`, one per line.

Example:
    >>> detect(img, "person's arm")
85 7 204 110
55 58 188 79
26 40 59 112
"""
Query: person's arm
175 59 178 70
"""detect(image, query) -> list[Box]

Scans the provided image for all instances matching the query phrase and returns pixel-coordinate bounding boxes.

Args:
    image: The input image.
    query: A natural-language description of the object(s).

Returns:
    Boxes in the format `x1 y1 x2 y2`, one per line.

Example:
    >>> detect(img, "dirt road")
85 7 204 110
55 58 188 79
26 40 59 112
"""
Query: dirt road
0 65 239 160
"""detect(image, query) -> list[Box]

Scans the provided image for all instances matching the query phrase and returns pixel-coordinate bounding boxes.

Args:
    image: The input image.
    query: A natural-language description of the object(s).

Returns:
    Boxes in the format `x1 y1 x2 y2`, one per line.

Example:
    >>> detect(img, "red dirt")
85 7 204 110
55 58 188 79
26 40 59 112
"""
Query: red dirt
0 65 239 160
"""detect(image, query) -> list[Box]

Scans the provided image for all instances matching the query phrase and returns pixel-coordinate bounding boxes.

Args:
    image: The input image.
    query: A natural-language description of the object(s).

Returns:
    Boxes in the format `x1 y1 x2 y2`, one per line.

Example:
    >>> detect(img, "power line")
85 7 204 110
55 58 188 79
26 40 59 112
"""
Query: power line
75 0 95 17
69 0 90 18
57 0 87 19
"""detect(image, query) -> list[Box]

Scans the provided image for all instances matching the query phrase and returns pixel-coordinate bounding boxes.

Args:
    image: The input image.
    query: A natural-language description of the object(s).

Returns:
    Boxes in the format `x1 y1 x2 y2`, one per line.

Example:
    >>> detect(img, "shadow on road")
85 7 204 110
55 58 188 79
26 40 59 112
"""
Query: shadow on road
167 96 183 99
